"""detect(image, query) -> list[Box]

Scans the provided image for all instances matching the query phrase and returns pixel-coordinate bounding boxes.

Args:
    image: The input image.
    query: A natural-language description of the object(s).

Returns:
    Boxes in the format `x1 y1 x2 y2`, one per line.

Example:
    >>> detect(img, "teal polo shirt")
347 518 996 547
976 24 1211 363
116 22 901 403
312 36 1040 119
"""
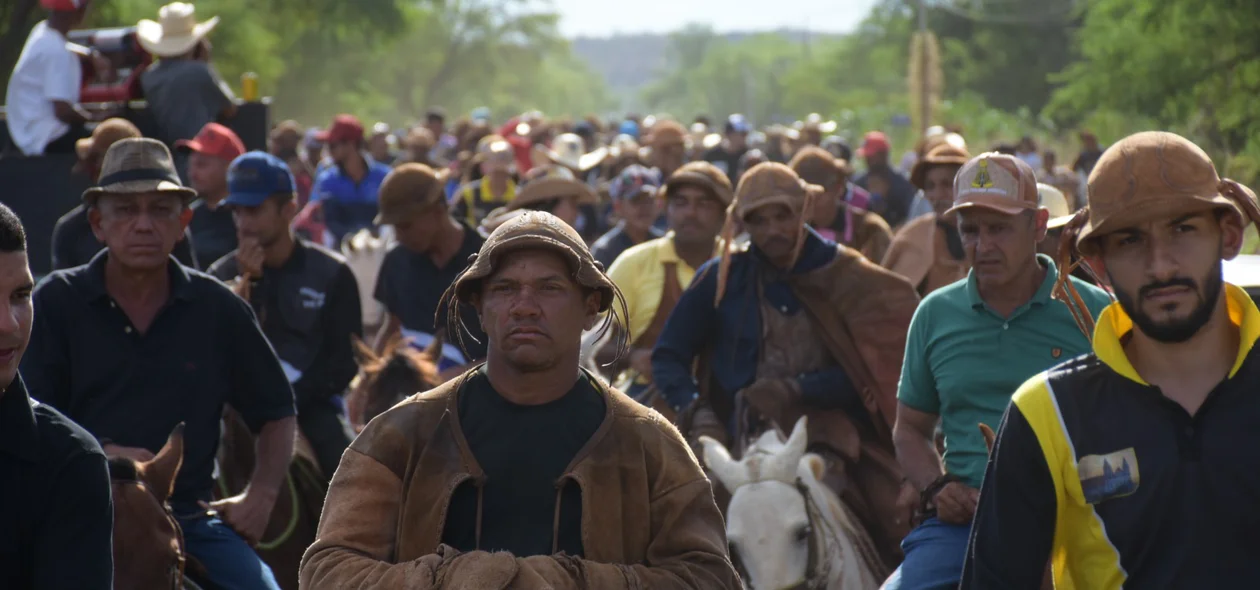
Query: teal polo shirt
897 254 1111 488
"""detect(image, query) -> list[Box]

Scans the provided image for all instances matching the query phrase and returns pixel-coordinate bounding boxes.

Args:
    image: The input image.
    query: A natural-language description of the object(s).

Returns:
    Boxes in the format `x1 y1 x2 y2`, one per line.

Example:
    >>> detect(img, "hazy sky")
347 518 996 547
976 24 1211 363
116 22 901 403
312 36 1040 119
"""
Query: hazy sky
550 0 882 38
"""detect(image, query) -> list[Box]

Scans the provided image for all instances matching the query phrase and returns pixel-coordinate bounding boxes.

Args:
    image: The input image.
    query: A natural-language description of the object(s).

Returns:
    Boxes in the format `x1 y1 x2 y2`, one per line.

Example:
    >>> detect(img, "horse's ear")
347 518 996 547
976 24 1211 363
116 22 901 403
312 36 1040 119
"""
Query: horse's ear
700 436 749 492
422 330 445 362
351 334 377 366
798 453 827 483
142 423 185 504
978 422 997 455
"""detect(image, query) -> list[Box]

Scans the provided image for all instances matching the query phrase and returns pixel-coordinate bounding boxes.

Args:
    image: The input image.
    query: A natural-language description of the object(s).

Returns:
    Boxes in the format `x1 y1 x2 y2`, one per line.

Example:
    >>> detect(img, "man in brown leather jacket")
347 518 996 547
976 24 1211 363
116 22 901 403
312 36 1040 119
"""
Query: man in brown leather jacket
652 162 920 569
300 211 738 589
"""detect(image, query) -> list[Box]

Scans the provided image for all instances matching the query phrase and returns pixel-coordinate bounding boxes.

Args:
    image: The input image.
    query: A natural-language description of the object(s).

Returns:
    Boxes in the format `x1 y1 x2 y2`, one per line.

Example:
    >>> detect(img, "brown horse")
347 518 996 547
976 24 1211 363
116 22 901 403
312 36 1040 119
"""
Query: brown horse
215 409 325 590
347 333 441 431
108 424 206 590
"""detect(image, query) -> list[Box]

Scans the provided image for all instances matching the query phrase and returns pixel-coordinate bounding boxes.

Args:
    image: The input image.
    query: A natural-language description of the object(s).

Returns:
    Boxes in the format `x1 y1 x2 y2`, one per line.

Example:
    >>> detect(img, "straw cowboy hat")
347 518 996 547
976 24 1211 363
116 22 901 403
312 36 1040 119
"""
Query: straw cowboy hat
510 165 598 211
82 138 197 203
137 2 219 58
534 133 608 172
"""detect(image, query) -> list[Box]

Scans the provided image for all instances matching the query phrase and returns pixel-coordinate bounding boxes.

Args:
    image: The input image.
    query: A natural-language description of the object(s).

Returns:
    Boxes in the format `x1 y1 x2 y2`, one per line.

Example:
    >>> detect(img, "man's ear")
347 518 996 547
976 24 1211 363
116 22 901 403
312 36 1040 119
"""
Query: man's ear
179 205 194 230
584 291 602 330
282 198 299 222
88 205 105 242
1034 208 1050 241
1219 210 1246 261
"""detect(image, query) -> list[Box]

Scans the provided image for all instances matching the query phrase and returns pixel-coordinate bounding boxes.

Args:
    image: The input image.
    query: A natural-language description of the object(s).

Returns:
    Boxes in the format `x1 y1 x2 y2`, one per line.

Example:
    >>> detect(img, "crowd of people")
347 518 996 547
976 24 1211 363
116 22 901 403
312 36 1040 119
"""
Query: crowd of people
5 1 1260 590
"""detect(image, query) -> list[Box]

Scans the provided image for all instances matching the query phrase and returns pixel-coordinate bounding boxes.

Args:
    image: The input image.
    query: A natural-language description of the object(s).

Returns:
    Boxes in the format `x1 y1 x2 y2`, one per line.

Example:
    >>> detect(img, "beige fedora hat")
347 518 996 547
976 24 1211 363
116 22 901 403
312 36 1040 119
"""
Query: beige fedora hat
137 2 220 58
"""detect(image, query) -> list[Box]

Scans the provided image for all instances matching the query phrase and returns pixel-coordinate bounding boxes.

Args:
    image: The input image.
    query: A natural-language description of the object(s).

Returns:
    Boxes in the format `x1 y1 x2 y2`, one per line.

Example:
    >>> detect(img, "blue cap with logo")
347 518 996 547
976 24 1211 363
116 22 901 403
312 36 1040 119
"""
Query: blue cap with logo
223 151 297 207
609 164 662 201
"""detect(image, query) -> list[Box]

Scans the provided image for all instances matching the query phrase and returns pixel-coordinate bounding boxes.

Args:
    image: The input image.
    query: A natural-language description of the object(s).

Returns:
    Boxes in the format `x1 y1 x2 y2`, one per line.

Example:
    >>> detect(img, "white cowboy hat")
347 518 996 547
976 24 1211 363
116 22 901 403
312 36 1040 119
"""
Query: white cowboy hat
137 3 220 58
536 133 608 172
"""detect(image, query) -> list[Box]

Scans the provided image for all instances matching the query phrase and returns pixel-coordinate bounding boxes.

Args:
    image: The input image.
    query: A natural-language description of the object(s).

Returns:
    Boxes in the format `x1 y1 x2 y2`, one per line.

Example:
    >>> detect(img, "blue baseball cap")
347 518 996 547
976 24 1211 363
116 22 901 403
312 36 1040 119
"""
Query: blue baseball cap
609 165 662 201
618 120 640 139
726 114 752 134
223 151 297 207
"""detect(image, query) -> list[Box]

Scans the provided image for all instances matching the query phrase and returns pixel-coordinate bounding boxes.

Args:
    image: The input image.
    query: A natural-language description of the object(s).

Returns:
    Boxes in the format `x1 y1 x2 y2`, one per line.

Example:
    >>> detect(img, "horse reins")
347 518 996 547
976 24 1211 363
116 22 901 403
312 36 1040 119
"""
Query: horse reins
791 477 833 590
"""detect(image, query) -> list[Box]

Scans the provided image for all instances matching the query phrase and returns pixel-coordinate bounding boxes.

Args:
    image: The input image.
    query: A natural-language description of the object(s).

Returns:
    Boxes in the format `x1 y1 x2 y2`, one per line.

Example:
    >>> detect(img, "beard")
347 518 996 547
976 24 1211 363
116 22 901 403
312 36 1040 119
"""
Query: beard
1110 259 1223 344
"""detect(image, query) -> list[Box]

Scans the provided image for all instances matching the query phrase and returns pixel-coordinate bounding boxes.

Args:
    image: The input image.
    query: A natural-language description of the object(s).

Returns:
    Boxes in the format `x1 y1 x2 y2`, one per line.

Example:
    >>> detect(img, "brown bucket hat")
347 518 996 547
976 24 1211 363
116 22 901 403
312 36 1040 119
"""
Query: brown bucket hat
76 118 142 162
509 165 597 211
662 161 734 205
648 120 688 147
910 143 971 190
945 152 1039 217
82 138 197 203
787 146 848 190
732 161 823 220
374 163 446 225
1076 131 1255 255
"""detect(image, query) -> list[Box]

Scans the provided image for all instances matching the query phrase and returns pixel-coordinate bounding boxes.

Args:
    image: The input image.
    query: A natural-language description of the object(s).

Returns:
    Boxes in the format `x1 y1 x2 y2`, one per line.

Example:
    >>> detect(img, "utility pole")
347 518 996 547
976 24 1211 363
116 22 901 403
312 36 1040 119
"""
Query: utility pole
918 0 930 135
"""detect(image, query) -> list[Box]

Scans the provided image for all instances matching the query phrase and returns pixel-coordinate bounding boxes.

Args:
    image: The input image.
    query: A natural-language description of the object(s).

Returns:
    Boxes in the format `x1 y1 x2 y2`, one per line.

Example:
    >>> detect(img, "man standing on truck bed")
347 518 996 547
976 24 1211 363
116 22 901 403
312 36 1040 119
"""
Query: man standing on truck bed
4 0 96 156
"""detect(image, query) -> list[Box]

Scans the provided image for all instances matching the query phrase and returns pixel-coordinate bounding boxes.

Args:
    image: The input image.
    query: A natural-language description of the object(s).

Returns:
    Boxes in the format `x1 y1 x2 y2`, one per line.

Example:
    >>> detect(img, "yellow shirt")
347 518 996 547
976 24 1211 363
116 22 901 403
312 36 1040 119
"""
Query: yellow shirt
606 232 713 345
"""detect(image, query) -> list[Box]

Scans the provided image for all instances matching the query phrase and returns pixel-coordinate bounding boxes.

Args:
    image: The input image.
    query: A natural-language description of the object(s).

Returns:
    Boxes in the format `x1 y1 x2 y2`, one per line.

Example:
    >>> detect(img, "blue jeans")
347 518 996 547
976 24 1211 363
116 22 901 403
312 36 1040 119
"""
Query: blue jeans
882 517 970 590
176 508 281 590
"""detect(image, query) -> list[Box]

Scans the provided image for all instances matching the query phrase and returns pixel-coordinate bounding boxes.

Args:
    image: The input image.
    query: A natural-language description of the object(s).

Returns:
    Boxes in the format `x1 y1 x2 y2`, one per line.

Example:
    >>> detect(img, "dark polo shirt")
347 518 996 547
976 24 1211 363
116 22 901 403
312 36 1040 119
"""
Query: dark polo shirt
21 250 296 504
0 375 113 590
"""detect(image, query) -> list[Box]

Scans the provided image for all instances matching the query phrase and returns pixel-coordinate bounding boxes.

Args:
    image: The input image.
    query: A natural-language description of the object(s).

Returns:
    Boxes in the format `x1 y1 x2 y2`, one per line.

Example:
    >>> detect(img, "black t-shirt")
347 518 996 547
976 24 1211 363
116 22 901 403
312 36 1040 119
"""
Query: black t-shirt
373 220 486 366
51 204 200 271
441 368 606 557
188 199 237 273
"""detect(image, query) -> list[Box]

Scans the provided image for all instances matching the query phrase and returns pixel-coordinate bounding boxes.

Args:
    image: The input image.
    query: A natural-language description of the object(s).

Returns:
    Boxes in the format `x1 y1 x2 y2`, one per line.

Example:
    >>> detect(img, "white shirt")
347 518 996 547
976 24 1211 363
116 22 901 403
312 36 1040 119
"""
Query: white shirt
5 22 81 156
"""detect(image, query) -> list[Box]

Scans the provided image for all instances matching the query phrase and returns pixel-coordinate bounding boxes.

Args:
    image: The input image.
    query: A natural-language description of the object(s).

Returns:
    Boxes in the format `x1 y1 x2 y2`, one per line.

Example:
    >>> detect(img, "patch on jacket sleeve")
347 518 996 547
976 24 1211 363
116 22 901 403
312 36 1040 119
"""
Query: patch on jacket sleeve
1078 447 1140 504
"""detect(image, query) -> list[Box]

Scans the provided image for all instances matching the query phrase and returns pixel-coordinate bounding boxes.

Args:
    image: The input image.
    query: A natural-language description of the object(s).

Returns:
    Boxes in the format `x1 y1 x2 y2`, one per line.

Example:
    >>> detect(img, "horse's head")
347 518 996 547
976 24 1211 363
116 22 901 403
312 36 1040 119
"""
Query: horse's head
341 228 392 328
702 417 831 590
349 333 441 428
109 424 188 590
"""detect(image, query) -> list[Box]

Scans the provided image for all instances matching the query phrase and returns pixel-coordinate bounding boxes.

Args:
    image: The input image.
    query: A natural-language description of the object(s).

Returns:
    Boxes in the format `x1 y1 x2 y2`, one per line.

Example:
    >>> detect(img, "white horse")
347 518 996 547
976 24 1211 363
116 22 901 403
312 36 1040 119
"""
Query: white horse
341 227 394 333
701 417 885 590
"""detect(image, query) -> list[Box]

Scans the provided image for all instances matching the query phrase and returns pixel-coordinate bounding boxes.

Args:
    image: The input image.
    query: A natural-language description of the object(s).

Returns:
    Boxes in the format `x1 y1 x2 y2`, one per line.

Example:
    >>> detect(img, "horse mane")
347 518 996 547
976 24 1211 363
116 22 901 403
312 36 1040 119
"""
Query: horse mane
357 331 441 387
798 456 889 584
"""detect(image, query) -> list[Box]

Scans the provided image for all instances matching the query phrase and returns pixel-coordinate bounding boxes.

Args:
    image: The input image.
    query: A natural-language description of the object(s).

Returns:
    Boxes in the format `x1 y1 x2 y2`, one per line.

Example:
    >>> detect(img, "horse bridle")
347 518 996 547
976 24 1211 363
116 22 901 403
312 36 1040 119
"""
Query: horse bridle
792 477 833 590
729 476 833 590
111 477 188 590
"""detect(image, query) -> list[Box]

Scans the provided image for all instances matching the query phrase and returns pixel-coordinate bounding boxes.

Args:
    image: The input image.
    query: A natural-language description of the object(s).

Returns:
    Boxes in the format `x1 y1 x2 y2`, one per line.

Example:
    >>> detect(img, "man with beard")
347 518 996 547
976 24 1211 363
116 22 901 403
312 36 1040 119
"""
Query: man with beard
606 162 729 404
789 146 892 262
882 143 973 296
51 118 199 270
652 162 921 567
312 114 392 243
963 132 1260 587
300 211 739 589
886 153 1110 590
208 152 361 479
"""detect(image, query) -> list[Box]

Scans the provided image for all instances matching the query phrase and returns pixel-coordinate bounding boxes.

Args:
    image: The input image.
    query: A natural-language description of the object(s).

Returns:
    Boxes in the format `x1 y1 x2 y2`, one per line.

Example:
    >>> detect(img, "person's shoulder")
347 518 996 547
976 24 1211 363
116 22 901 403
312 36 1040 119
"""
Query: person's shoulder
349 372 464 471
303 240 350 266
35 263 92 299
183 265 249 306
603 383 701 463
1012 352 1108 412
31 398 106 461
368 159 393 178
919 277 970 310
612 235 665 266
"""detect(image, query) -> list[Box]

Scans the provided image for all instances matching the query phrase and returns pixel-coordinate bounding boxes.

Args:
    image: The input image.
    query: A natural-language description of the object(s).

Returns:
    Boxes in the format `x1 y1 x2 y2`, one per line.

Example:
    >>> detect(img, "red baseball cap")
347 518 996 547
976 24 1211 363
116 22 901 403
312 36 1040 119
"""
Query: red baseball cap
40 0 87 11
175 123 245 162
857 131 891 157
315 115 365 144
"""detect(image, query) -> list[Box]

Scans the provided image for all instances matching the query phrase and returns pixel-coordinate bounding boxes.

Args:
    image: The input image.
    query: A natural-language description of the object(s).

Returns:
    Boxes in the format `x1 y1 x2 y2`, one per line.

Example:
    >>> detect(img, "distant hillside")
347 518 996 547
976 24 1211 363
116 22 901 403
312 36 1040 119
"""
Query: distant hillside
570 30 836 112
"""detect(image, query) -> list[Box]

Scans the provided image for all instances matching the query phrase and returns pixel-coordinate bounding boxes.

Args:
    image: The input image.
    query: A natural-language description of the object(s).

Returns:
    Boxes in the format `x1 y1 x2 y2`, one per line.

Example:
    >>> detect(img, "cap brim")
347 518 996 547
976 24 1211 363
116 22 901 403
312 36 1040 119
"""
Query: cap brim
174 138 202 154
512 178 597 209
1047 215 1074 230
84 180 196 203
945 192 1035 217
738 194 797 220
222 192 272 208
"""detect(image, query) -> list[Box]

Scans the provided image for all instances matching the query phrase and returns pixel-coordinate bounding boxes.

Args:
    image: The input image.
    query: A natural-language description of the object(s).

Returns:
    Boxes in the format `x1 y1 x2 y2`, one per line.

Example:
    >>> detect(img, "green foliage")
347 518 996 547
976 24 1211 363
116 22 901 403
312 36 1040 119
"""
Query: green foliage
2 0 611 126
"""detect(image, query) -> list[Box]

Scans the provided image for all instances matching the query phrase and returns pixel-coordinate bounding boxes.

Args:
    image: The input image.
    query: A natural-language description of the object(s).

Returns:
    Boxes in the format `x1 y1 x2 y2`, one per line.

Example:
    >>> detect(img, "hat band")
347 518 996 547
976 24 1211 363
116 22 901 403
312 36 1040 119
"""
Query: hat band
98 167 182 187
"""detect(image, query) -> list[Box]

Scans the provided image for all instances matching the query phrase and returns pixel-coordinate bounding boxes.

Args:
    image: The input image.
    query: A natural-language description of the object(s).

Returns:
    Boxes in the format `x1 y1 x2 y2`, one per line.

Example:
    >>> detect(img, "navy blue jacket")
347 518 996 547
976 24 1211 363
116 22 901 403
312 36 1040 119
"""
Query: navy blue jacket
652 229 859 416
